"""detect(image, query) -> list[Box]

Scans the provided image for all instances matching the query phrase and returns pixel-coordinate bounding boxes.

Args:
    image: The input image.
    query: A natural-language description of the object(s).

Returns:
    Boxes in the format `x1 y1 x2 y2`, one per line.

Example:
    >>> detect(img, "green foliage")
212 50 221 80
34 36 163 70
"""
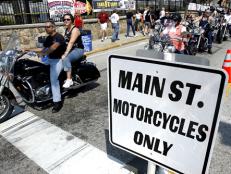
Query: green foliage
0 16 15 25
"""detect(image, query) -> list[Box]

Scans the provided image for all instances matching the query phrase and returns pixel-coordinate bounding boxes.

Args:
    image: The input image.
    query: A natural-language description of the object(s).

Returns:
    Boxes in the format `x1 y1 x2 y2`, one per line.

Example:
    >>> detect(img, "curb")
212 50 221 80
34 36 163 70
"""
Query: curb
84 36 148 56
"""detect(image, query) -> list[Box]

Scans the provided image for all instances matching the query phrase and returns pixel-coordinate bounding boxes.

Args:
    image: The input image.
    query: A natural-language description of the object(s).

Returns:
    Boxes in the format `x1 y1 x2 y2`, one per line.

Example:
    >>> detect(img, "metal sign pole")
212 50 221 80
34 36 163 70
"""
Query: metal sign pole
147 161 156 174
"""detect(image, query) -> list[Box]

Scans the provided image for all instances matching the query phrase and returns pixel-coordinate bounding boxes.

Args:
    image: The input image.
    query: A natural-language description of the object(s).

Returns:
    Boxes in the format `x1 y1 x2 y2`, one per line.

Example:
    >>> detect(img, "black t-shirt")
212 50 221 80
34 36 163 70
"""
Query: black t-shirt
43 33 66 59
145 10 151 22
155 10 160 19
64 26 84 49
126 11 134 19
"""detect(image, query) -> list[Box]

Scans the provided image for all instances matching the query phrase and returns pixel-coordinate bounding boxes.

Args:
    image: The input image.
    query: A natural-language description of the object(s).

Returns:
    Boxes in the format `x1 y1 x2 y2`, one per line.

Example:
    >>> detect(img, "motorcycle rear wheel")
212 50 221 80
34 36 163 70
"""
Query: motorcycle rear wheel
0 95 14 123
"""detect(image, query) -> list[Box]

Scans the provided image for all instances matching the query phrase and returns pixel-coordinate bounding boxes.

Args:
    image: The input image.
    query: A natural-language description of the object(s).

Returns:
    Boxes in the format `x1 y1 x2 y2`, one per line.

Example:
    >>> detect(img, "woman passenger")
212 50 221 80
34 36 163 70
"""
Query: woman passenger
62 13 84 88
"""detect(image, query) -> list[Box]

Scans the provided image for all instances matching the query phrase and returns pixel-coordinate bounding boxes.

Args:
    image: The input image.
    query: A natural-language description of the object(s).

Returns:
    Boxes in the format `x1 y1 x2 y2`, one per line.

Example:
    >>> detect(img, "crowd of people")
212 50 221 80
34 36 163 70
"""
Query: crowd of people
27 6 231 113
95 7 166 42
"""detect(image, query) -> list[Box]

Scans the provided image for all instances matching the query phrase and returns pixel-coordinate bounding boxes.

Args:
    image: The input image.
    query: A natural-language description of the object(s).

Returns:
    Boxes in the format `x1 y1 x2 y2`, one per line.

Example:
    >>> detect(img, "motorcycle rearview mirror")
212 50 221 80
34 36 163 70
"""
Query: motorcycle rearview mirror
37 36 46 48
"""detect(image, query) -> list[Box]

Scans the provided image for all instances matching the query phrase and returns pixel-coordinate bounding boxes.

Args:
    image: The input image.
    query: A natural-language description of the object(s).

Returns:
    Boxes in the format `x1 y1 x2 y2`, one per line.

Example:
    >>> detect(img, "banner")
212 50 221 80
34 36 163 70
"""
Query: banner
47 0 92 21
48 0 73 20
73 0 93 15
92 0 135 12
188 3 197 11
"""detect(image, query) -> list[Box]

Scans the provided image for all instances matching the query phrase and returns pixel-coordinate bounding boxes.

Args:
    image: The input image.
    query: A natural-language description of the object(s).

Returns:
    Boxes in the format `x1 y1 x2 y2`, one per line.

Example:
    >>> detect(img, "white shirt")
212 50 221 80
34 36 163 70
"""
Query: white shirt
160 10 165 18
110 13 119 24
135 13 142 20
225 14 231 24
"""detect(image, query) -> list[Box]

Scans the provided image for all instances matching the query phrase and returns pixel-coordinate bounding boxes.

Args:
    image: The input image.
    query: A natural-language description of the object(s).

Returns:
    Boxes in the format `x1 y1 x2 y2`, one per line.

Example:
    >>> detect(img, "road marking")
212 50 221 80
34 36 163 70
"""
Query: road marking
0 111 134 174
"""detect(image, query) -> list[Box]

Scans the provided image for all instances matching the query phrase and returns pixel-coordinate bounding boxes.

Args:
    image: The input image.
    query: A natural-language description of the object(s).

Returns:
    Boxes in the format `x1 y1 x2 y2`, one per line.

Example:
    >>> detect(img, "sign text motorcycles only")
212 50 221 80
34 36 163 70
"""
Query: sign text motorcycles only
108 55 227 174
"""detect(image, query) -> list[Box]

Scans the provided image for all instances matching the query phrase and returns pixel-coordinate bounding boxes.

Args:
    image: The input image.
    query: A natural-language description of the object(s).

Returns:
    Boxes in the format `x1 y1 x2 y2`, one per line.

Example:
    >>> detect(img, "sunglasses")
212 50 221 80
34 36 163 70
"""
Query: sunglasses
63 18 71 22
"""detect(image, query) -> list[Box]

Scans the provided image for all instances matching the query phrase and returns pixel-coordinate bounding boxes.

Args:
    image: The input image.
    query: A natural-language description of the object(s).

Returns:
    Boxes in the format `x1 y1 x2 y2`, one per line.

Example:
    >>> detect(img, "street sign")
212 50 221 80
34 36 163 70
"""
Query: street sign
108 55 227 174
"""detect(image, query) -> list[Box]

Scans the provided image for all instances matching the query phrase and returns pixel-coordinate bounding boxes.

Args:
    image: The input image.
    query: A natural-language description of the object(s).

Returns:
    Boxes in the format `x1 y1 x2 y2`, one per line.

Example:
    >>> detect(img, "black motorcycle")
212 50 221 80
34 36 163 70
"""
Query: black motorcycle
0 33 100 123
214 14 228 44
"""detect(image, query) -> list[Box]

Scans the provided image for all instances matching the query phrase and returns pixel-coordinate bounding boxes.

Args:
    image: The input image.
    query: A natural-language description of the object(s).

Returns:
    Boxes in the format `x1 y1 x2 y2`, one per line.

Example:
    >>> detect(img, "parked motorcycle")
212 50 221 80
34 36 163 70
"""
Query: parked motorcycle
0 33 100 123
215 14 229 43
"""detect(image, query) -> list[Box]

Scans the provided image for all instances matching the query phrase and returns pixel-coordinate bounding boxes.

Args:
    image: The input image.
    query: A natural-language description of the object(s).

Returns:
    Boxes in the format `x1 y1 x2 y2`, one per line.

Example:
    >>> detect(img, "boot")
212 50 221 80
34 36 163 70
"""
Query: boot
52 101 63 113
208 48 212 54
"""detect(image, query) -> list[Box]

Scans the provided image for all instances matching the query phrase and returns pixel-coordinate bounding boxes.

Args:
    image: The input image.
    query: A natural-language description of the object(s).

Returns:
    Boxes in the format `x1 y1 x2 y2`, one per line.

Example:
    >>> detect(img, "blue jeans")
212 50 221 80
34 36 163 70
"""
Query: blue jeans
48 58 63 102
63 48 84 71
112 23 119 41
126 19 135 36
228 24 231 36
205 30 213 49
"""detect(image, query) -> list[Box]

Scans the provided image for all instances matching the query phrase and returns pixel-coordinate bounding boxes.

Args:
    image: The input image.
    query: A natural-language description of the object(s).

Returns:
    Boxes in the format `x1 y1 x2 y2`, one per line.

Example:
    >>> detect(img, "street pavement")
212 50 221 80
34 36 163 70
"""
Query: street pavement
85 32 148 56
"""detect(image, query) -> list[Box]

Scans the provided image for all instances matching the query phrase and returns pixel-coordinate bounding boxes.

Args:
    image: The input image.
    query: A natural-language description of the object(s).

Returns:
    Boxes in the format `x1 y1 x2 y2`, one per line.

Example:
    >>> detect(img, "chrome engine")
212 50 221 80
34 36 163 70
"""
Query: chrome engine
35 85 52 101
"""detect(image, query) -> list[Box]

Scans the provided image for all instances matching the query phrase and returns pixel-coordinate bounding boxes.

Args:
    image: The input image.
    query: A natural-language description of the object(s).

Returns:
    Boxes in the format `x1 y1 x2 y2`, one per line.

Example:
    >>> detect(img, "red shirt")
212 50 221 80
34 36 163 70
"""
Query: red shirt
74 16 83 29
98 12 109 23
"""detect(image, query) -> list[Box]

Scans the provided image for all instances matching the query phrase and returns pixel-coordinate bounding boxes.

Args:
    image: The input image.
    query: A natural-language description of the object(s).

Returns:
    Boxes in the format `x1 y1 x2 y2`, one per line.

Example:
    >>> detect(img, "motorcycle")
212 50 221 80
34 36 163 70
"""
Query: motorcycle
0 33 100 123
215 14 228 43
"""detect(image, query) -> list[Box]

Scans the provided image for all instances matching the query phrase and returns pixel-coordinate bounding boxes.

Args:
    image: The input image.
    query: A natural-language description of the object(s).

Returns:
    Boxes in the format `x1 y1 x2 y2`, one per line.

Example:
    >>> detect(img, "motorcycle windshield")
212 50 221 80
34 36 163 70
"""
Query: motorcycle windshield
0 32 21 73
2 32 21 53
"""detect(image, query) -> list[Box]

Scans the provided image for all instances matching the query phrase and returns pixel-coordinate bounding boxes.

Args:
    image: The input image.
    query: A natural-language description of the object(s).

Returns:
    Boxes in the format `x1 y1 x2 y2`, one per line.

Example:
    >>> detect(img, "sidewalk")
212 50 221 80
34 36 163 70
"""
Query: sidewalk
85 32 148 56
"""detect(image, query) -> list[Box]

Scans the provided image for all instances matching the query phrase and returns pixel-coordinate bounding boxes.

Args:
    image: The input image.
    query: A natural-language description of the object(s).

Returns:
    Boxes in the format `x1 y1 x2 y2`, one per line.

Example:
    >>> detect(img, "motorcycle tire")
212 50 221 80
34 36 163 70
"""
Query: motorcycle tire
222 28 228 41
187 43 197 56
223 36 228 41
0 95 14 123
216 30 223 44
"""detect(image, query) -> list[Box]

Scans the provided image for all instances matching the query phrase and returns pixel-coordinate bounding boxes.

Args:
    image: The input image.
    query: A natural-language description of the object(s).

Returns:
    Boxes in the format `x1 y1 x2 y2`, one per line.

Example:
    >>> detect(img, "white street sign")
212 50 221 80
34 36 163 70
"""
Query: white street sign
108 55 227 174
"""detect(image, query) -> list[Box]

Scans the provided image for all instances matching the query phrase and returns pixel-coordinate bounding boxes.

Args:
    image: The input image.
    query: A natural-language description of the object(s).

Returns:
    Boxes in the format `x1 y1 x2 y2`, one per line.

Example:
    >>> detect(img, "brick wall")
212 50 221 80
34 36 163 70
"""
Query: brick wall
0 17 127 50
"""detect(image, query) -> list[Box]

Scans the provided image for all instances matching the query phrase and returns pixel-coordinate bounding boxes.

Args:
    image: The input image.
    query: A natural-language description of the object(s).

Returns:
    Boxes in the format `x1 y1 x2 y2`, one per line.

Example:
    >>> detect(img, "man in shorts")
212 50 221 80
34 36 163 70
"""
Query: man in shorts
97 10 109 42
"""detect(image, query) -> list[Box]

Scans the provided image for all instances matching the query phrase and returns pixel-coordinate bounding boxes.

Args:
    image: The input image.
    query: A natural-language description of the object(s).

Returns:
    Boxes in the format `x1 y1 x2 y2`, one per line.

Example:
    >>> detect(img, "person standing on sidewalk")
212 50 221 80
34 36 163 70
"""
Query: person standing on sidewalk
144 6 151 35
110 10 120 42
134 10 142 32
74 10 84 32
126 9 136 37
97 10 109 42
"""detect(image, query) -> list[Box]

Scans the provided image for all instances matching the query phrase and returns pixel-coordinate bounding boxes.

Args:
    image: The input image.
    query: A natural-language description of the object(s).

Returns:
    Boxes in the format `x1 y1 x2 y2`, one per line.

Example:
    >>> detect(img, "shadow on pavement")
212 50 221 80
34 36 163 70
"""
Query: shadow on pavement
27 82 100 111
218 121 231 147
9 105 25 119
65 82 100 98
104 129 147 174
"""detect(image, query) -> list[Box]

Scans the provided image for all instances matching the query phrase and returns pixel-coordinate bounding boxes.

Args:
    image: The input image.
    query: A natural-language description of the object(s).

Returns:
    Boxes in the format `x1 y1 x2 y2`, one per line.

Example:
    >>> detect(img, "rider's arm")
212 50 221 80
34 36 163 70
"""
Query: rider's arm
62 27 80 58
43 42 61 56
208 16 214 23
24 47 43 53
193 16 202 23
160 28 168 37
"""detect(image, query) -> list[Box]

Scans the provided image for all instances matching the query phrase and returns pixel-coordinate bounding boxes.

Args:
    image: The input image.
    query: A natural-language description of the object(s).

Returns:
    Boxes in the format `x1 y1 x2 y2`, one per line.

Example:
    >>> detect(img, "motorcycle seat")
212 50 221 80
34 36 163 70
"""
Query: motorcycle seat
71 55 87 66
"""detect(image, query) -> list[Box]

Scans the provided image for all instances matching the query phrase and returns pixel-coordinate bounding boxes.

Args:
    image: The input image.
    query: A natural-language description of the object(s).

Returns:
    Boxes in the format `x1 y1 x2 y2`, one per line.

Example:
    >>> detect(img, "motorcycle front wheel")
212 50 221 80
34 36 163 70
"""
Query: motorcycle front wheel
0 95 14 123
216 29 223 44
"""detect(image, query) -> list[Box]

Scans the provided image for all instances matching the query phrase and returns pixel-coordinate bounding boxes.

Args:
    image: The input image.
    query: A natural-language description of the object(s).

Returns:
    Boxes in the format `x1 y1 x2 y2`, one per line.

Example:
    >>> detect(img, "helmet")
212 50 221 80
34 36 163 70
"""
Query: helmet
171 13 182 23
210 6 215 12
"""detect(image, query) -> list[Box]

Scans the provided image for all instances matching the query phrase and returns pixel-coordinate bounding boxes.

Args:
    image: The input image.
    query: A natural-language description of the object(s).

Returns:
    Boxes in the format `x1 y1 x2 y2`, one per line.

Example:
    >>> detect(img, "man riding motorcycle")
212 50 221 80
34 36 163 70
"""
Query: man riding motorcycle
194 10 214 54
27 20 66 113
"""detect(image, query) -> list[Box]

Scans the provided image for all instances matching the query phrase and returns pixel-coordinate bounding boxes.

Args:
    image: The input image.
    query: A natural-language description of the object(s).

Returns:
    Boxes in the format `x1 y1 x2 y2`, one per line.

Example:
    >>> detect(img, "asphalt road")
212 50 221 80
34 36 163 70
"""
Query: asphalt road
0 40 231 174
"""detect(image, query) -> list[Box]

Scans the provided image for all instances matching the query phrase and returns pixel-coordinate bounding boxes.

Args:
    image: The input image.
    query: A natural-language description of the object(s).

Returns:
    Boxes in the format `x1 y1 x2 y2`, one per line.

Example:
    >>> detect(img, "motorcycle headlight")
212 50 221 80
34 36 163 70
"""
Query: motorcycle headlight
153 43 162 51
167 45 176 53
